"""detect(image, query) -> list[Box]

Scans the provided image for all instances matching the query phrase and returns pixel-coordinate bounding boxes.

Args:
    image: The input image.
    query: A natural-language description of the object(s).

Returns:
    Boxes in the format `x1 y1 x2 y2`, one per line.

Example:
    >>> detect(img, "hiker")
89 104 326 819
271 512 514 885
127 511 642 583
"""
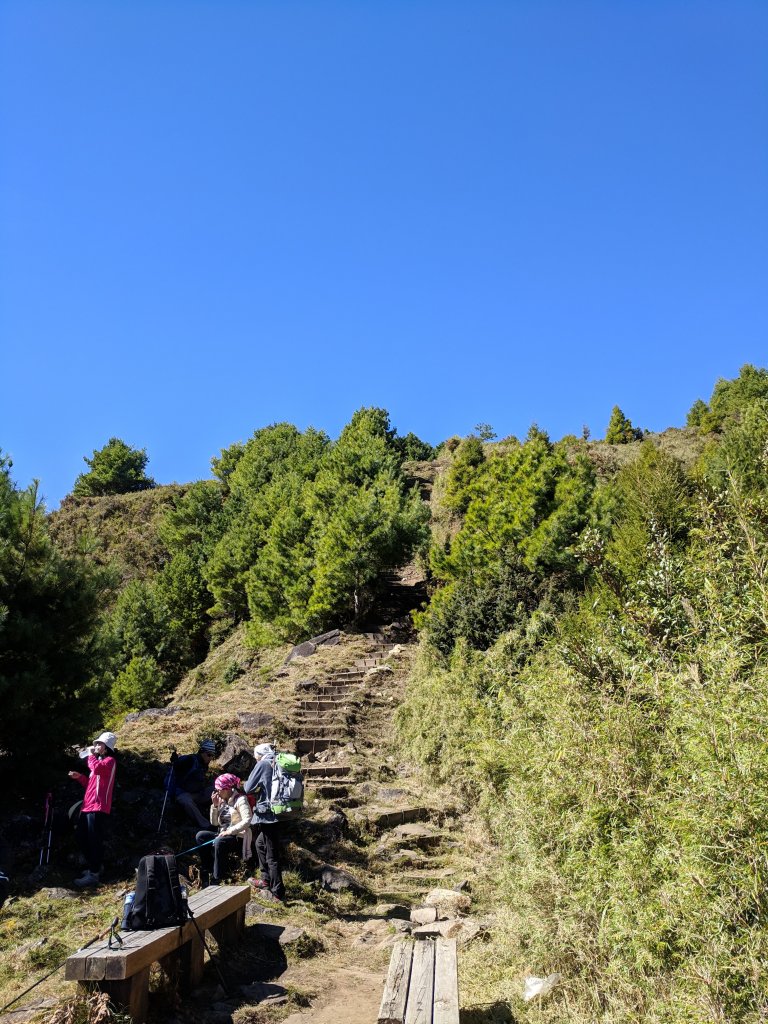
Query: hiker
195 773 252 886
171 740 217 829
67 731 117 888
244 743 285 903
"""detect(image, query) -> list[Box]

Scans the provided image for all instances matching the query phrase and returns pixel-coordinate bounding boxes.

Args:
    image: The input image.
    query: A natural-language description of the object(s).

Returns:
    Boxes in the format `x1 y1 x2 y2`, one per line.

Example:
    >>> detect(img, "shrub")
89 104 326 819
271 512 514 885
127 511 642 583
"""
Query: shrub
73 438 155 497
111 655 165 712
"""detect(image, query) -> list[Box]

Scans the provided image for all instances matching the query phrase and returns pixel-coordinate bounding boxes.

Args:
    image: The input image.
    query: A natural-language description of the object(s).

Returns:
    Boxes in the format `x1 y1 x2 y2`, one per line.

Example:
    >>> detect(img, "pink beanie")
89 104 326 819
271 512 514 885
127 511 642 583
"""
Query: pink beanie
214 773 241 792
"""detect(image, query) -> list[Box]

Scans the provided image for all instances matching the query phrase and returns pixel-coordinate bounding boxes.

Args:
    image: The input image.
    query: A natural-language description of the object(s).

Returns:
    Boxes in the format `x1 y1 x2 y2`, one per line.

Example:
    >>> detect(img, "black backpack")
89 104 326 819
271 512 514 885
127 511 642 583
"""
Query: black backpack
127 854 188 930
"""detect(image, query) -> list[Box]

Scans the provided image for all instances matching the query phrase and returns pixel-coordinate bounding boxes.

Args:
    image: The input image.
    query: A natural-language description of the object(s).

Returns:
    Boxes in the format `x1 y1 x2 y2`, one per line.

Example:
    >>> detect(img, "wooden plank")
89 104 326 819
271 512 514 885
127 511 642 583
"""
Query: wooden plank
433 938 459 1024
378 940 414 1024
405 940 435 1024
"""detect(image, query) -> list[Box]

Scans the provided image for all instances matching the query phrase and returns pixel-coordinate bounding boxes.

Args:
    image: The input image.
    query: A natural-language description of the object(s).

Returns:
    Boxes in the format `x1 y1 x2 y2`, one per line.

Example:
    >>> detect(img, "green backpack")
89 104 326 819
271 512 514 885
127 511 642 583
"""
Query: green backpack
270 752 304 815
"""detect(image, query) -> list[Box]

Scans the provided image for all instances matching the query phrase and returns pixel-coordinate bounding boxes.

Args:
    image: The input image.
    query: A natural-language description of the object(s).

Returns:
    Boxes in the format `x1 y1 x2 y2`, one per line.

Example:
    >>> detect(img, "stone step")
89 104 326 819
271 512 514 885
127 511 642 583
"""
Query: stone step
316 687 358 697
328 670 365 679
303 764 353 779
296 737 346 755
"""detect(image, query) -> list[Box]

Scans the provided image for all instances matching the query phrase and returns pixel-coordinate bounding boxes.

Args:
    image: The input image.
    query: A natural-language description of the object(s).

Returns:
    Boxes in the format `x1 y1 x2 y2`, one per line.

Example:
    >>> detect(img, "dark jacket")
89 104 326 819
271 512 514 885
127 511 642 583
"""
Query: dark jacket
244 756 277 825
173 753 208 795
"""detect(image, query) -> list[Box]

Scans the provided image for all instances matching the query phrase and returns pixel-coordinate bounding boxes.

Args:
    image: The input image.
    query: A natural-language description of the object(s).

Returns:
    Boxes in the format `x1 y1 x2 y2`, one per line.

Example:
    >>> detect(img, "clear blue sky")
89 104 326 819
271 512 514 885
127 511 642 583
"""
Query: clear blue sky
2 2 766 507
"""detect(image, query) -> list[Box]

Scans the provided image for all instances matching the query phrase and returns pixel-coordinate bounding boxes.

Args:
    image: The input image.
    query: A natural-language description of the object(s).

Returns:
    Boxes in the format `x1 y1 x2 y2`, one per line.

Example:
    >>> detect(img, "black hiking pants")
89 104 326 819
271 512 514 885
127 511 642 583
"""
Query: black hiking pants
195 829 238 883
76 811 108 874
255 823 284 900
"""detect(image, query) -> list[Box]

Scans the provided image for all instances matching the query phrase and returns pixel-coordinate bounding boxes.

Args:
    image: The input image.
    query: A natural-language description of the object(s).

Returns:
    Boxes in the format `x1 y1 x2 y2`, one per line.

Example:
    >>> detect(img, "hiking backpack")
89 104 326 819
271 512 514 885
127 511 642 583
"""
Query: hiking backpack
126 854 188 930
270 752 304 816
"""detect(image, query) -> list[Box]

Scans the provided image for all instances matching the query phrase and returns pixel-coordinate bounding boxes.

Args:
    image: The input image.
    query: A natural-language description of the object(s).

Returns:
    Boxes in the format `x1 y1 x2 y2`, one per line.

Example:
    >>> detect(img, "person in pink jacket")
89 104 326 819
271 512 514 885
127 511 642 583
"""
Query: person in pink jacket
68 731 117 888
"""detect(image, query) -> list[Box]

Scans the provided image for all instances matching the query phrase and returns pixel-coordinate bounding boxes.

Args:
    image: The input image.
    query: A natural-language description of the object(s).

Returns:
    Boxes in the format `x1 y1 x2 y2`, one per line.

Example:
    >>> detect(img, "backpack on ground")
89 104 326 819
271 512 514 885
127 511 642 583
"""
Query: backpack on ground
126 854 188 930
270 753 304 816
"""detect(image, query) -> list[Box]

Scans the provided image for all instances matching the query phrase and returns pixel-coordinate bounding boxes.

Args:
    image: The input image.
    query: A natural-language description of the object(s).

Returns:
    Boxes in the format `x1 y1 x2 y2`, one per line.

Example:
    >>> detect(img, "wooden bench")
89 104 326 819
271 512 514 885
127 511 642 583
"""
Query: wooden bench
64 884 250 1023
378 937 459 1024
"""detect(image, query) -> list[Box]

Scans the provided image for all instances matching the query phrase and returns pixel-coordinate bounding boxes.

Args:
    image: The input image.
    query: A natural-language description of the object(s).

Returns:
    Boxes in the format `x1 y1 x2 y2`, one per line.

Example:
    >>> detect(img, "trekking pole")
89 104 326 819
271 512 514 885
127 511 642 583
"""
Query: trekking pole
39 793 53 867
0 916 118 1014
175 837 218 858
157 749 176 834
187 907 231 996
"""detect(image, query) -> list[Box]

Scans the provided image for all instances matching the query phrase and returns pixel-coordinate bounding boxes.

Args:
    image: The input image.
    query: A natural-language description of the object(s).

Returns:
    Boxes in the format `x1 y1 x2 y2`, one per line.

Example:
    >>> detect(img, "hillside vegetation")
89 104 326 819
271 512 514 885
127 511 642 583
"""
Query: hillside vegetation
398 365 768 1022
3 368 768 1022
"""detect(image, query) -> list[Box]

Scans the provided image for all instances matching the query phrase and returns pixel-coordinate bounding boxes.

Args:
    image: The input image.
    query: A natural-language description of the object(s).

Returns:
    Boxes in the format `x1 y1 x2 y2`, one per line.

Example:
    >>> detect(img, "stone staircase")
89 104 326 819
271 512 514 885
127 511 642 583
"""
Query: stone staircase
292 632 394 793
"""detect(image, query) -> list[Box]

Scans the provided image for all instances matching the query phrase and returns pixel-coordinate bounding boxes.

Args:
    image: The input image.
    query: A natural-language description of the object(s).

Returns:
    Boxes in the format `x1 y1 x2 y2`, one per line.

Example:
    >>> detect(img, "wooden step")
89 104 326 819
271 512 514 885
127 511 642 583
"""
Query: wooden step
296 737 346 755
303 764 353 779
293 723 347 738
294 711 345 722
308 784 350 799
299 699 350 711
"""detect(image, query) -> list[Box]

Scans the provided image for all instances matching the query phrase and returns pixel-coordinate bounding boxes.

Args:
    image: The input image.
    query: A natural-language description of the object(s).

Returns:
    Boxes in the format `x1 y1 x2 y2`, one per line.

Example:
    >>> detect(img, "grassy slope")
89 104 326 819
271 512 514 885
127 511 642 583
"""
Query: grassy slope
49 485 189 587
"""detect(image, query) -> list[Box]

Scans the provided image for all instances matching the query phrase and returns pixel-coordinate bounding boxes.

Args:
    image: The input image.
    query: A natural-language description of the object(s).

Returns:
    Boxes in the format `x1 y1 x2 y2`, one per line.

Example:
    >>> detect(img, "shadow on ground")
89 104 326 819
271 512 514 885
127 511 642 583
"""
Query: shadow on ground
460 1002 516 1024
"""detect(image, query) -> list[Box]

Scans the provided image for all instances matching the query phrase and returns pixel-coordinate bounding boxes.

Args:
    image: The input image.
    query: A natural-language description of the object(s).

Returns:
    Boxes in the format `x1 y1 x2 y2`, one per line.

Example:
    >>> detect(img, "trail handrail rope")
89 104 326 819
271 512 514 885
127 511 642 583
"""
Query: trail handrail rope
0 917 119 1014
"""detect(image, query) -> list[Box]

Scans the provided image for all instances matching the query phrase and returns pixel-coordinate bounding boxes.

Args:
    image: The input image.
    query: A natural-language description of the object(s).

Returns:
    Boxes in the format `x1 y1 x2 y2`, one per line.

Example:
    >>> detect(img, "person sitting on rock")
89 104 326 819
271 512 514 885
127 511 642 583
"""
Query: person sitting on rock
244 743 285 904
195 774 252 886
172 740 217 829
68 731 118 888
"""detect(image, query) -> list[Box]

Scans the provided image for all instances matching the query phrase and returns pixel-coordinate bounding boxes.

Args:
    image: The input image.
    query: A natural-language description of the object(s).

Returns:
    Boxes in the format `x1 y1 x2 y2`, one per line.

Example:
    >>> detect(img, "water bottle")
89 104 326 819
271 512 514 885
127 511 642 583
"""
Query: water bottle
180 883 189 919
121 891 135 930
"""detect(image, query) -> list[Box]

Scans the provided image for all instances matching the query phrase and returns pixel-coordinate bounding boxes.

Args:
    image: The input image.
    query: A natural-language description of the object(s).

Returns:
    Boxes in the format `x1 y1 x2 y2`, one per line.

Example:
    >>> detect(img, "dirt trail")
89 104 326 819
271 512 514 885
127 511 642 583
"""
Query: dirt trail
279 967 384 1024
230 627 476 1024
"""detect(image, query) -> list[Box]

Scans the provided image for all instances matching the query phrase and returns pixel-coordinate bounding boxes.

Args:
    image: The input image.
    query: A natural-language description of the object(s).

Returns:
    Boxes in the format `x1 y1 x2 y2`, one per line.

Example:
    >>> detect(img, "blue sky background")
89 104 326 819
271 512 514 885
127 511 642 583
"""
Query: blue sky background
1 1 766 507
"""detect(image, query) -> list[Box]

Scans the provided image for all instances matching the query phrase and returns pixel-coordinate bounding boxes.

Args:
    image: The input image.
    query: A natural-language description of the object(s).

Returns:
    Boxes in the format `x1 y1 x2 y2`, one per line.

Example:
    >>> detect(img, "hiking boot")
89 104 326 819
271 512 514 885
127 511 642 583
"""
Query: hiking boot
74 870 100 888
248 877 268 889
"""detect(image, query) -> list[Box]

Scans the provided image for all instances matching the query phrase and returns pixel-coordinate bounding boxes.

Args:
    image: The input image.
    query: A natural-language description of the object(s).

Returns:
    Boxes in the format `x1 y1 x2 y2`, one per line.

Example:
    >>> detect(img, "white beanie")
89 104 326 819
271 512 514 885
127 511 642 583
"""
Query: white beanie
94 732 117 751
253 743 275 758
